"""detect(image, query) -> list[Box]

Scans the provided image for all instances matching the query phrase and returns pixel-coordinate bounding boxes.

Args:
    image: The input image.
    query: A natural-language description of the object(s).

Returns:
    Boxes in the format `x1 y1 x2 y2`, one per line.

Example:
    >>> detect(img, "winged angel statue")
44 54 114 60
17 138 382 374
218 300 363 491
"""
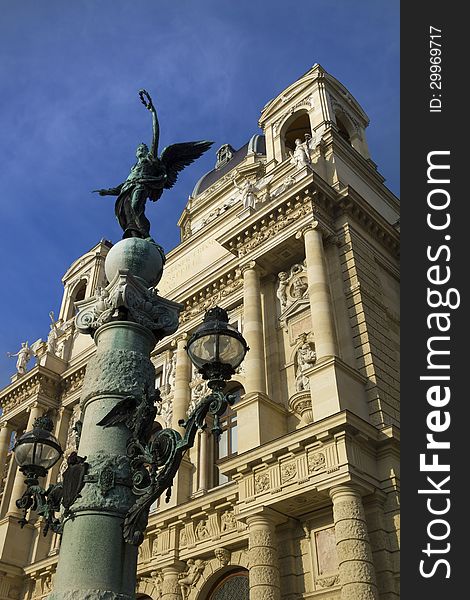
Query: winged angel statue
93 90 212 240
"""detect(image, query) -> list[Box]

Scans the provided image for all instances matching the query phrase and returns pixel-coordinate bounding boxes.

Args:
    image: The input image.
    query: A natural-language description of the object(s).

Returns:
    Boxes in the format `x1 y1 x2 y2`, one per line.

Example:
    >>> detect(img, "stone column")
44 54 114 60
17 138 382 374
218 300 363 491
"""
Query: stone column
166 335 193 506
46 407 72 487
197 428 209 493
161 565 183 600
237 263 287 451
6 403 45 516
330 485 378 600
0 422 13 476
247 512 281 600
242 262 266 395
172 335 191 436
300 222 337 359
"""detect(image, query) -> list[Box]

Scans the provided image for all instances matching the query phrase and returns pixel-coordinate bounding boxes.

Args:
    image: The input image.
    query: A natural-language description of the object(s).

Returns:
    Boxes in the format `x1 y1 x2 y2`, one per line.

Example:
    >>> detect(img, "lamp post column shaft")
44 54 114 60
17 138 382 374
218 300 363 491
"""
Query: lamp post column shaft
50 321 158 600
197 429 208 492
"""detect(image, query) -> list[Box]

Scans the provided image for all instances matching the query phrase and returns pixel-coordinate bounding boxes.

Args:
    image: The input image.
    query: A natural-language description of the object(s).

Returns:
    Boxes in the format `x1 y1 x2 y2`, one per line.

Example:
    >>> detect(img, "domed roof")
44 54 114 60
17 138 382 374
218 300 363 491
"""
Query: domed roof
192 134 265 197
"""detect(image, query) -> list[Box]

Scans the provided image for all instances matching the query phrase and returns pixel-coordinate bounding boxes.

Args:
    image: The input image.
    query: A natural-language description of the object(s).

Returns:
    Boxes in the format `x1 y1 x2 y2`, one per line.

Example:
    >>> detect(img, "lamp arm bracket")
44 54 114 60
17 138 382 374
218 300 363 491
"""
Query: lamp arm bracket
122 384 234 545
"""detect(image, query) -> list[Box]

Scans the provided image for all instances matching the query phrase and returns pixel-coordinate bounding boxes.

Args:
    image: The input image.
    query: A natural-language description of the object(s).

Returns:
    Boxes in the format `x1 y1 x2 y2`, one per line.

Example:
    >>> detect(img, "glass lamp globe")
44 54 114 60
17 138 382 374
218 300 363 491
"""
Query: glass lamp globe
13 415 63 478
186 307 249 381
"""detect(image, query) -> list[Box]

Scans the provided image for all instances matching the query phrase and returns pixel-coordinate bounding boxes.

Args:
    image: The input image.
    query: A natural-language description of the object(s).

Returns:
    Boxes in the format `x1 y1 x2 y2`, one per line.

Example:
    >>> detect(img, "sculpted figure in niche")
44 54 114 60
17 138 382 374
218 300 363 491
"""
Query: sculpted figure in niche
289 137 311 169
178 559 206 599
277 271 289 311
221 510 237 532
195 519 210 540
295 333 316 391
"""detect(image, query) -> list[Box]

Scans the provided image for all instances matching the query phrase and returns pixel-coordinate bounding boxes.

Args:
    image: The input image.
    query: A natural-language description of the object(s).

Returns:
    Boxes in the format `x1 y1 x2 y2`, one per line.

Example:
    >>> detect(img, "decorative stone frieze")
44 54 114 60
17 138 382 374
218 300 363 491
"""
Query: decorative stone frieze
179 268 243 325
237 199 313 258
59 367 86 402
0 371 60 416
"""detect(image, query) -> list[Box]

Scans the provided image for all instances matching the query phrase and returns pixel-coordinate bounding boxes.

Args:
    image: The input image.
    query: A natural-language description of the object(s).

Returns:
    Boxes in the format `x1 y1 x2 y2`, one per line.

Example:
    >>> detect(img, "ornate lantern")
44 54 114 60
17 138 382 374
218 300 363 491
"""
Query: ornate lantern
186 306 249 382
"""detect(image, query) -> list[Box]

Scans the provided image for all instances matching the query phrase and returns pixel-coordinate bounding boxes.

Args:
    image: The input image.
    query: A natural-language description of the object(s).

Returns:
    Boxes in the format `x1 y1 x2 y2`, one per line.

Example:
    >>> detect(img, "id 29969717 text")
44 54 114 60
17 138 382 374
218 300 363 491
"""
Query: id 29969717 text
429 26 443 113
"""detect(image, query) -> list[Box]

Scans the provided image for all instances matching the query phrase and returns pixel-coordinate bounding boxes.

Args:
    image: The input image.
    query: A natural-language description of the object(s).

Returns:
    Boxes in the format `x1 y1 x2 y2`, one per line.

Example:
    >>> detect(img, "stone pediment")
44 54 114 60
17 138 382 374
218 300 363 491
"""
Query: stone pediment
260 74 316 127
62 240 111 283
63 250 97 281
279 296 310 331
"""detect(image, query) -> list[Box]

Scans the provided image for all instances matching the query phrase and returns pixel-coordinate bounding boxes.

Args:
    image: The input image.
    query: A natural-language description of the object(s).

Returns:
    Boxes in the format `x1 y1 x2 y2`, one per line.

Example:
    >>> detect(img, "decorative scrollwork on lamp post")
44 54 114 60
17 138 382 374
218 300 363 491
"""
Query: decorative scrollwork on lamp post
98 306 248 546
12 308 248 551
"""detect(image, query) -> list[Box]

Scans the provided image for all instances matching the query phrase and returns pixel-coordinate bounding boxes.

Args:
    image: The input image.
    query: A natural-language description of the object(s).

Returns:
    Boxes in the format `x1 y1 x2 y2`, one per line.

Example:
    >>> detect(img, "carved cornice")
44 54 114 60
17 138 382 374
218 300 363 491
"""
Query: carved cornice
178 267 243 325
336 187 400 257
59 366 87 402
0 368 61 418
220 193 314 258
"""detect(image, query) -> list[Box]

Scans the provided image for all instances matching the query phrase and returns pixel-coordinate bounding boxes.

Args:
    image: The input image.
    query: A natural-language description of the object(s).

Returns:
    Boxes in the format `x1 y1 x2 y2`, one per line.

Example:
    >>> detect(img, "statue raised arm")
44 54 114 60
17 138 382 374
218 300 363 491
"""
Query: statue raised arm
7 342 32 375
93 89 213 241
139 89 159 158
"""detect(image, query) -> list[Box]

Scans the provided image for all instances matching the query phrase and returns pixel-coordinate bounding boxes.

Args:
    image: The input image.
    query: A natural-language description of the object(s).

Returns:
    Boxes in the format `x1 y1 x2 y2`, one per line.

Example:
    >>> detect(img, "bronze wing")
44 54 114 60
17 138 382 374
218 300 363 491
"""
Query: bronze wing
159 141 213 190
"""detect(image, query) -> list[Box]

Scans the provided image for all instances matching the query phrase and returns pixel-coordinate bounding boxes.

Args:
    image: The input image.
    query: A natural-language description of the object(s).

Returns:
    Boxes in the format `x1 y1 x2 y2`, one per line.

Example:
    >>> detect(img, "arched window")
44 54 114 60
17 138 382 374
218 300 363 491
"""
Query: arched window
335 114 353 145
208 570 249 600
215 385 243 486
65 279 87 321
283 112 312 155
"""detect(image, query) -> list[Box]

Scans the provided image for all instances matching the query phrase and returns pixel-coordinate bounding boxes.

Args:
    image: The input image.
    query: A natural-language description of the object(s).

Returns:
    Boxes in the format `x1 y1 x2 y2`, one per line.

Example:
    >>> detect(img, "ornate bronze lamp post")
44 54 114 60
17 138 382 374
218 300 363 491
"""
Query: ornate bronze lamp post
11 90 247 600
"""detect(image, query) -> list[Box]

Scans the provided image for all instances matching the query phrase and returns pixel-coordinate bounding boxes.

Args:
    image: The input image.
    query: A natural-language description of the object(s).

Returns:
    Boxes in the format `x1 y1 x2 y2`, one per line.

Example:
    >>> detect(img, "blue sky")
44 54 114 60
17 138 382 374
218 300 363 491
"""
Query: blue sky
0 0 399 386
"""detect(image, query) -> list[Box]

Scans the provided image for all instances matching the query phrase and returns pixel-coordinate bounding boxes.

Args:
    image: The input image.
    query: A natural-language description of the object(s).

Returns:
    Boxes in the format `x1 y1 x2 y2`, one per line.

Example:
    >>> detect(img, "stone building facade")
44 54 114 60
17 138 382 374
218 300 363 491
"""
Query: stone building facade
0 65 400 600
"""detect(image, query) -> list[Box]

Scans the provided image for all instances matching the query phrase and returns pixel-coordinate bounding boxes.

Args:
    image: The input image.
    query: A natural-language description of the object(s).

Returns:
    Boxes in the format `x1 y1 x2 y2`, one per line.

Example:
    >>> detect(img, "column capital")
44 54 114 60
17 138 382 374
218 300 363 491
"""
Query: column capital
329 483 363 502
160 560 186 575
26 401 43 412
241 506 287 527
295 219 323 239
171 333 188 348
240 260 259 275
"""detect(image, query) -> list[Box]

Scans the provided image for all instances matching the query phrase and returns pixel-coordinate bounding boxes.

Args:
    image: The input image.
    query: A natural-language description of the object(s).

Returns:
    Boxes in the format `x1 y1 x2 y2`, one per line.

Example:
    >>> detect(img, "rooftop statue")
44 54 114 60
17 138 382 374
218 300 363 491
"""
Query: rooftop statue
93 90 213 240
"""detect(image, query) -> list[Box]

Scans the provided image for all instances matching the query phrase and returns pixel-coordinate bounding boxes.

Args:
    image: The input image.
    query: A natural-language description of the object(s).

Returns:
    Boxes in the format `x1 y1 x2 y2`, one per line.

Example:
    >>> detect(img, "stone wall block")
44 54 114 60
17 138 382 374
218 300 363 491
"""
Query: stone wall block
249 529 276 549
340 560 377 584
335 520 370 542
250 565 280 588
333 499 364 521
340 582 378 600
